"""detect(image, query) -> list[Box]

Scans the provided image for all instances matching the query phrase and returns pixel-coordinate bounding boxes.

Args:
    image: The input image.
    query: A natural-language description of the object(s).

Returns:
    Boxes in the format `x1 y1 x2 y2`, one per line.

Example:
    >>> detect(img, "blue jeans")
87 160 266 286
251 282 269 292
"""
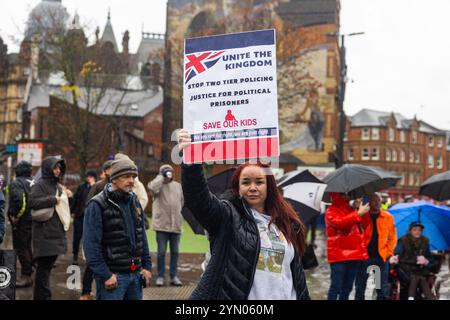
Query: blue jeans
328 260 361 300
355 257 389 300
95 272 143 300
156 231 180 279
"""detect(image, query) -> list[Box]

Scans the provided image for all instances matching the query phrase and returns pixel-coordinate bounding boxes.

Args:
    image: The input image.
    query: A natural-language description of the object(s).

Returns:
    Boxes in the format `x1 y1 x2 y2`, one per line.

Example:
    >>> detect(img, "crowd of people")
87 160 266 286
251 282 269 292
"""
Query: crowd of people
324 192 438 300
0 130 446 300
0 152 185 300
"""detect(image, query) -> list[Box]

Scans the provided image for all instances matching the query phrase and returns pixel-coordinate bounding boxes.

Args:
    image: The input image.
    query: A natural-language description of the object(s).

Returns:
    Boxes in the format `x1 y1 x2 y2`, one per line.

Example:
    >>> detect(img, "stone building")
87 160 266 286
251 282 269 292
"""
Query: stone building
0 0 165 183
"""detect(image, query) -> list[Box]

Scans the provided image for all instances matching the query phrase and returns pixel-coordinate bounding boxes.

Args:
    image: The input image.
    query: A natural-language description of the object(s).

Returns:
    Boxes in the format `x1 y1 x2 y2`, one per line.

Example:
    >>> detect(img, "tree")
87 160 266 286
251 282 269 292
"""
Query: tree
27 10 147 178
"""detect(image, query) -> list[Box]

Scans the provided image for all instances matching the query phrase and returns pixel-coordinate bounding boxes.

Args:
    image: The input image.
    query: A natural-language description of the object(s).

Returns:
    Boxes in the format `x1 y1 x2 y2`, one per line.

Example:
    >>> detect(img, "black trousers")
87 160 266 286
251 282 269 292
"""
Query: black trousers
72 216 84 257
82 266 94 295
12 221 33 276
33 255 58 300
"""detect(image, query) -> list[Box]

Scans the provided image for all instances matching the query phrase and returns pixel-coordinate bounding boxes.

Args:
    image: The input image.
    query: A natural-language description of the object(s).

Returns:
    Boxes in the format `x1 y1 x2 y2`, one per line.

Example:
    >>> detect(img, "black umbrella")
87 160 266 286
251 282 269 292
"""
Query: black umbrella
277 170 327 226
322 164 400 199
419 170 450 201
182 167 237 235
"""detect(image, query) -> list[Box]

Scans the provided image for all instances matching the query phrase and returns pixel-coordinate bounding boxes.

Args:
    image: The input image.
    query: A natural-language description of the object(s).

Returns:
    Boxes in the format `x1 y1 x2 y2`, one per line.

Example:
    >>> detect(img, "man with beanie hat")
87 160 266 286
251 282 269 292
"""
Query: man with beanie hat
83 158 152 300
70 169 97 265
148 164 184 287
114 153 148 210
7 161 34 288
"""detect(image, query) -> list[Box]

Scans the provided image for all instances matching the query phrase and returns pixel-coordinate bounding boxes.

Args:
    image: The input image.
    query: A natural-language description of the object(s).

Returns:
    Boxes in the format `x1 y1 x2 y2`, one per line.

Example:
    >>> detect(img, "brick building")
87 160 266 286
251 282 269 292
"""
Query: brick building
24 85 163 187
344 108 449 201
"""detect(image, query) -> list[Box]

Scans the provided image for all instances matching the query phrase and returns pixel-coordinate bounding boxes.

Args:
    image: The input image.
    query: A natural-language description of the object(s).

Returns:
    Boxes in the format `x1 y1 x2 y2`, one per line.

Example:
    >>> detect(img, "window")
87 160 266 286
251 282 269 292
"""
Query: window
416 173 421 186
362 148 369 160
409 151 414 163
409 172 414 186
372 128 380 140
400 131 405 143
348 148 354 160
412 131 418 144
389 128 395 142
343 130 348 141
371 147 379 160
415 151 420 163
437 156 443 169
437 136 443 147
147 144 154 157
400 172 405 186
386 148 391 162
428 135 434 147
400 149 405 162
362 128 370 140
392 149 398 162
428 155 434 168
17 107 23 123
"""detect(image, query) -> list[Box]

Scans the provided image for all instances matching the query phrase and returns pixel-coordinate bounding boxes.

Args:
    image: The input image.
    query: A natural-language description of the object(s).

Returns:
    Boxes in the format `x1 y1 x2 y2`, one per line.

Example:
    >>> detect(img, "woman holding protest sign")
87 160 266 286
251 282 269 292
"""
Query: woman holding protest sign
177 129 310 300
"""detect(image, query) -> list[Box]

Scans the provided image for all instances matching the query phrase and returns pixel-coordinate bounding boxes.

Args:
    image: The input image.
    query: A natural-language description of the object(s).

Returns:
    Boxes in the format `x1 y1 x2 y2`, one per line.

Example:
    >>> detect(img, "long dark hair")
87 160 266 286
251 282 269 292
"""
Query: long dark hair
230 162 307 256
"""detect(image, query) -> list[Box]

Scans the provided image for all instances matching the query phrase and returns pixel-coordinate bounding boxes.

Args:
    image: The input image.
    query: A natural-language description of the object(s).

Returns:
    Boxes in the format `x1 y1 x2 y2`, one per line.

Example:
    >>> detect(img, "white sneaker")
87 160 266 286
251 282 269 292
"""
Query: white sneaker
408 297 414 300
156 277 164 287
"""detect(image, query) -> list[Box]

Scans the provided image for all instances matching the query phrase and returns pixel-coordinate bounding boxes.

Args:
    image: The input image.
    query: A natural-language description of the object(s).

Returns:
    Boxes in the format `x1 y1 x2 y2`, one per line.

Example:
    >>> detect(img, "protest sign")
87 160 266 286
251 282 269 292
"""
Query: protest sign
183 29 279 163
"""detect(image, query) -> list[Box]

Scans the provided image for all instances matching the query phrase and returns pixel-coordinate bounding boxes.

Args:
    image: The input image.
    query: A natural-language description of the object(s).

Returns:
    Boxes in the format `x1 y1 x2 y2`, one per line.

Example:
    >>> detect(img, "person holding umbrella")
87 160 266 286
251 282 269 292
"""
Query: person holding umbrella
325 192 370 300
178 129 310 300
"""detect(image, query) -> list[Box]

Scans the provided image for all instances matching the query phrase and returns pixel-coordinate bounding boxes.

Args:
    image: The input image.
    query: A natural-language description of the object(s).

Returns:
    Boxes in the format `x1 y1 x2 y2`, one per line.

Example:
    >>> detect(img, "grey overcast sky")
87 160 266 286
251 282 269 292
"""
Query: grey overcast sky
1 0 449 131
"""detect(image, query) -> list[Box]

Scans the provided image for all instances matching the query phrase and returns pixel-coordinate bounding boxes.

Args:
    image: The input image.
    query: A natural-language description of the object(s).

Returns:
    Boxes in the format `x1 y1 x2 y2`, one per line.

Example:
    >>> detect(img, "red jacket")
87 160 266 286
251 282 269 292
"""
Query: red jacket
325 193 368 264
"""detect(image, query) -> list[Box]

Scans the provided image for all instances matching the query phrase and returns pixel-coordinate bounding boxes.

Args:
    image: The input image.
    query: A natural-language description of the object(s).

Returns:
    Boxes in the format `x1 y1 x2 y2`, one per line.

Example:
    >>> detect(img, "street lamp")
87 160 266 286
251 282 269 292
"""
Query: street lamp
328 31 365 168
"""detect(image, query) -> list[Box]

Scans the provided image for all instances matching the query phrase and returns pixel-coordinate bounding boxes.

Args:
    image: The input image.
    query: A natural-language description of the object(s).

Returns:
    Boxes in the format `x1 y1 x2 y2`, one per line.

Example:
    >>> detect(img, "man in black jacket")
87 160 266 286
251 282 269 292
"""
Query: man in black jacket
7 161 34 288
71 169 97 265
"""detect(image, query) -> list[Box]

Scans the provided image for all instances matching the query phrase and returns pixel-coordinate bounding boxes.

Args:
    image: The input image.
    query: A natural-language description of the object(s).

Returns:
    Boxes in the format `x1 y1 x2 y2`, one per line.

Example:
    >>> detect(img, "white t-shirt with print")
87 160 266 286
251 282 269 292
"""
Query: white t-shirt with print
248 209 297 300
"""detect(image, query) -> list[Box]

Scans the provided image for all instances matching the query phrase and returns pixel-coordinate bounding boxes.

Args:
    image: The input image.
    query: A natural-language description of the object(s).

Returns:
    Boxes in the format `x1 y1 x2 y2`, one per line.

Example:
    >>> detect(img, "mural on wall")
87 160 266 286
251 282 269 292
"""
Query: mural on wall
166 0 340 163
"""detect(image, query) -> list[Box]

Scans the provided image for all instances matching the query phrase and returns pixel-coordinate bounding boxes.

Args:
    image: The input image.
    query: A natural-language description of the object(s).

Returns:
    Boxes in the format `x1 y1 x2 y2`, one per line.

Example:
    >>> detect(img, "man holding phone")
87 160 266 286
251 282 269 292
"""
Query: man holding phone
355 193 397 300
148 164 184 287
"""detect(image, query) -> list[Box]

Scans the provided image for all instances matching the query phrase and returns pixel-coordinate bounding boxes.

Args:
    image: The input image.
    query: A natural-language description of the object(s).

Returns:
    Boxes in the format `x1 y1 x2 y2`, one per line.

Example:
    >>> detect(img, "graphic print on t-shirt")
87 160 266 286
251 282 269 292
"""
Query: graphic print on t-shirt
254 215 286 274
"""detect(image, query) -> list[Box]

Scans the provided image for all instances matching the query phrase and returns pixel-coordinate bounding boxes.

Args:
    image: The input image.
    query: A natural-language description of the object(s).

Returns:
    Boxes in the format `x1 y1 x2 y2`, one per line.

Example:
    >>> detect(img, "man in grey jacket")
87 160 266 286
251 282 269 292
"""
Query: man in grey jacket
148 164 184 286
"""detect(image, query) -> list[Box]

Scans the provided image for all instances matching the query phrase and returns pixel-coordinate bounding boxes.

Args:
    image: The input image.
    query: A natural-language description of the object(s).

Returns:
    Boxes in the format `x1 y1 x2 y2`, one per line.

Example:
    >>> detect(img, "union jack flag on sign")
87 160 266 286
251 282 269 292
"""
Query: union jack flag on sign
185 51 225 83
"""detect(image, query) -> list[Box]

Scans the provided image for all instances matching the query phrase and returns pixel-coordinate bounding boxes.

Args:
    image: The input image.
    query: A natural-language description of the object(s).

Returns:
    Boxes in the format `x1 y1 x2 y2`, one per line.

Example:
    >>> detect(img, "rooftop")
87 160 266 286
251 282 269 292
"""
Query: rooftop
350 108 446 135
26 83 163 118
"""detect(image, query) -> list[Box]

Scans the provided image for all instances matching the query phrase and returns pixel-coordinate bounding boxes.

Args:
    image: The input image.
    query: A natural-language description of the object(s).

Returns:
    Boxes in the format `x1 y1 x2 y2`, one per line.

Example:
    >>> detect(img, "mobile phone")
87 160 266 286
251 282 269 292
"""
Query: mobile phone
362 195 369 205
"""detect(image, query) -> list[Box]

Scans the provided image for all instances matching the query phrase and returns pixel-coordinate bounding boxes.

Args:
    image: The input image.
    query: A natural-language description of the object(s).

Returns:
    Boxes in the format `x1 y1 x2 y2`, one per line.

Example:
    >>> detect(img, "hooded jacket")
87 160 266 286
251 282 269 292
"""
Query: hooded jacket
325 193 368 263
8 161 33 224
29 157 67 258
148 164 184 234
182 164 310 300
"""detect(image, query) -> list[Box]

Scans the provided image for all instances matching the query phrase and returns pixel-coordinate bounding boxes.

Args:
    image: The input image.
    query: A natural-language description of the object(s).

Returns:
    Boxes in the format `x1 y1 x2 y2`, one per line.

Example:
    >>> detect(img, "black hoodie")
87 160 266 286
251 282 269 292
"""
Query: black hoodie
8 161 33 223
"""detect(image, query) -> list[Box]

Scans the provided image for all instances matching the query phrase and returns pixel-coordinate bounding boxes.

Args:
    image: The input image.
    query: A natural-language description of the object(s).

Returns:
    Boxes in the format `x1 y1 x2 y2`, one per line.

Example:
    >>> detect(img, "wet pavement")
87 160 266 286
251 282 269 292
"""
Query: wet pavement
2 220 449 300
305 231 450 300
